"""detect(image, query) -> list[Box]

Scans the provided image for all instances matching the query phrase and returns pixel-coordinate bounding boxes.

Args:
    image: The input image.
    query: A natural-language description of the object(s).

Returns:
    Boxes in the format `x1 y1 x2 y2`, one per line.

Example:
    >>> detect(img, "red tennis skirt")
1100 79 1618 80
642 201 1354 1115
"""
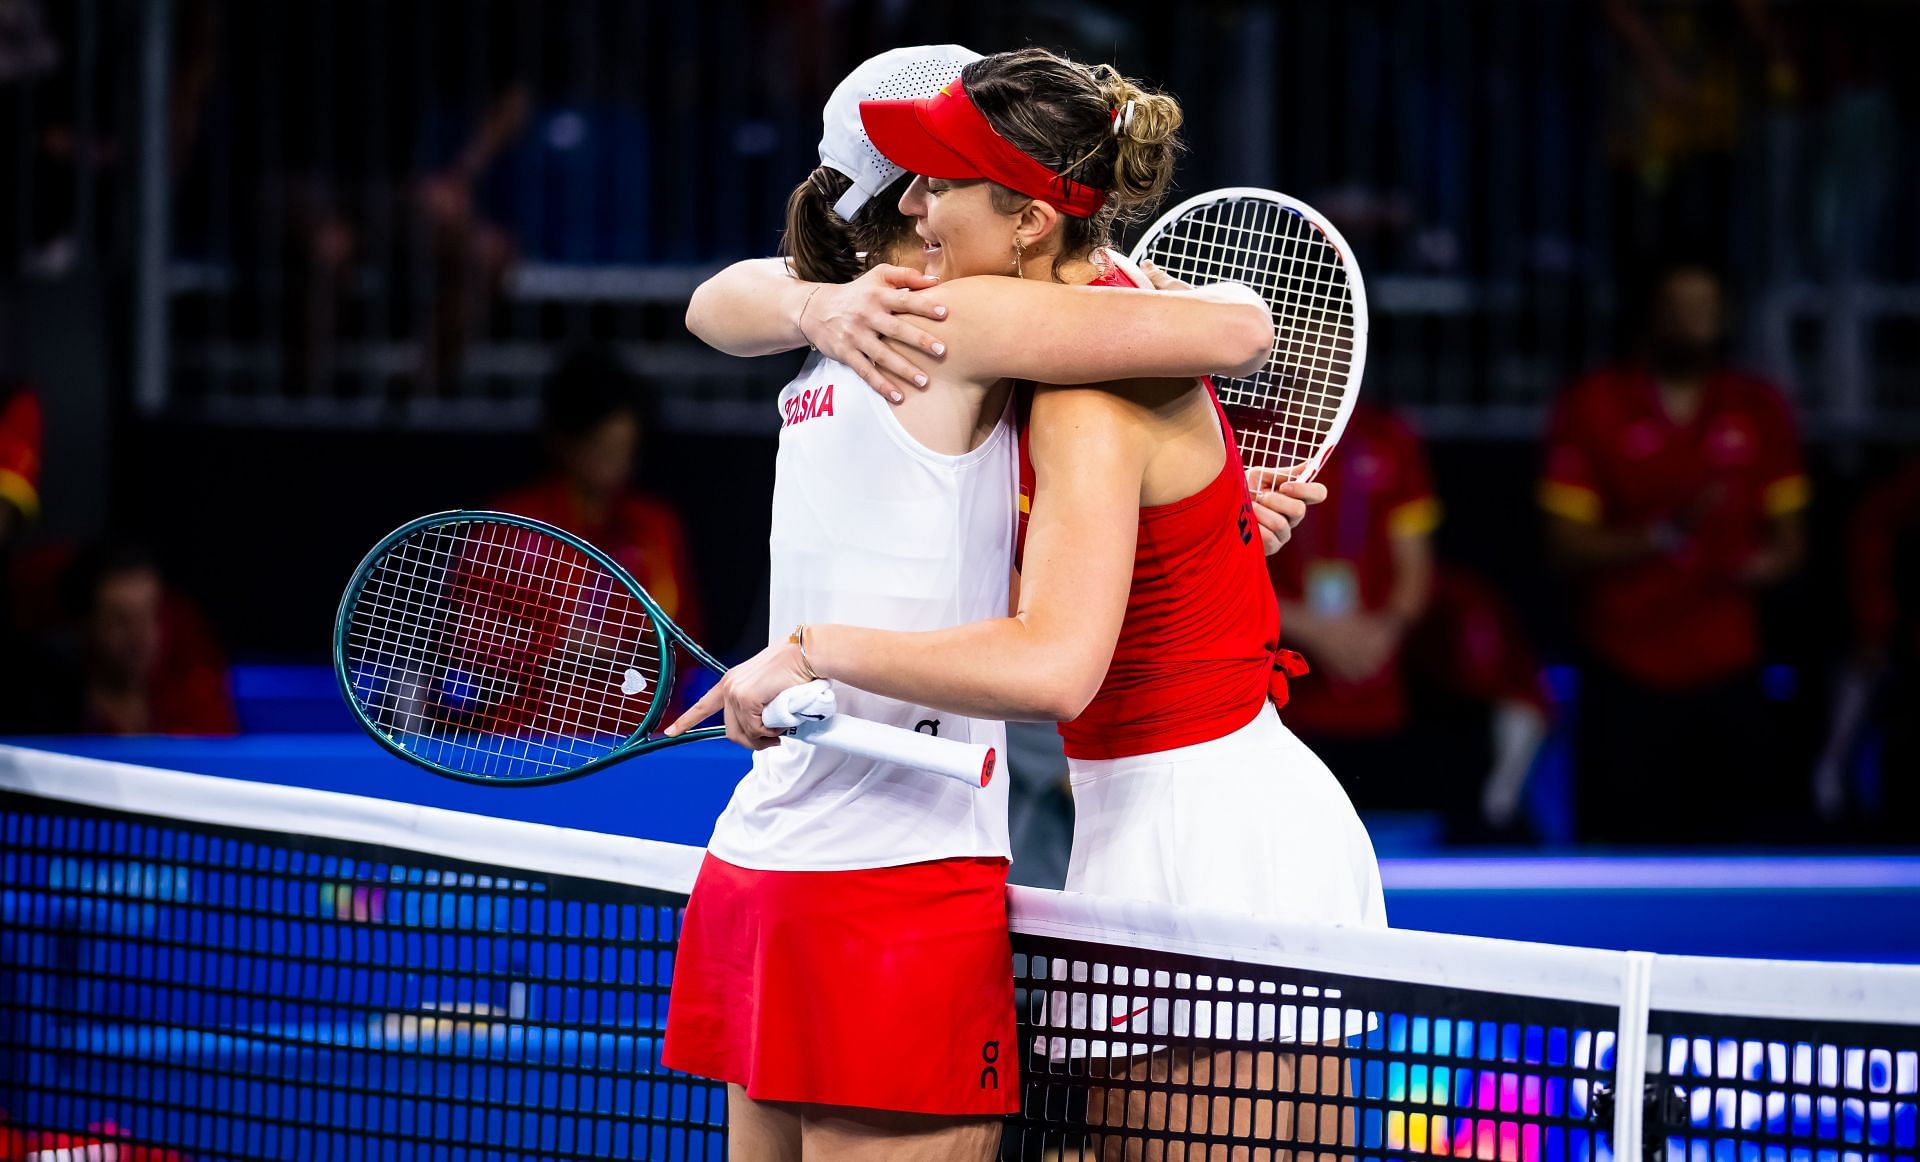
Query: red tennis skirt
663 852 1019 1115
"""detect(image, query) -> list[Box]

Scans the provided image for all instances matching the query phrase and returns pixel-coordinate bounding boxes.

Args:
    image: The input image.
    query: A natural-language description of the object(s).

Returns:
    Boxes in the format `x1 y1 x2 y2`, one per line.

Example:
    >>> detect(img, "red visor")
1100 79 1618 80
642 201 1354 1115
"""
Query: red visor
860 77 1108 219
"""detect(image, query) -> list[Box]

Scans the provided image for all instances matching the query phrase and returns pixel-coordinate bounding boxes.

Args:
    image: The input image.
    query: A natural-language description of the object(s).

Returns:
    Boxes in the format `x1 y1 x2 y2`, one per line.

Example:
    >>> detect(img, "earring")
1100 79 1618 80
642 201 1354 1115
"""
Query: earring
1012 237 1026 279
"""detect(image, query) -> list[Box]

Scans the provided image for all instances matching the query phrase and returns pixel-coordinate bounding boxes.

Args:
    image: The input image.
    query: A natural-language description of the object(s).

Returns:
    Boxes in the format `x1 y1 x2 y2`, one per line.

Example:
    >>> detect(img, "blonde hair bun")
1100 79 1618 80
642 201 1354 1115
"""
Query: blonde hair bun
1092 65 1182 214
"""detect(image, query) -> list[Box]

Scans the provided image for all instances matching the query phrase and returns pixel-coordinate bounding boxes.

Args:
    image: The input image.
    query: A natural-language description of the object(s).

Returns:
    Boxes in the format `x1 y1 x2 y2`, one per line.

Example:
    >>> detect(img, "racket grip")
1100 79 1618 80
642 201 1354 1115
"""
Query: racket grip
788 715 997 788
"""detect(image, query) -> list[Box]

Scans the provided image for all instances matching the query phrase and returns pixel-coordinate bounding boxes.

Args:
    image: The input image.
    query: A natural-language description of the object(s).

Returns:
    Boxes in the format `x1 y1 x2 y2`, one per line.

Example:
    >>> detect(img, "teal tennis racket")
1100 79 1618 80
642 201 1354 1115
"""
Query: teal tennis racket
335 511 995 787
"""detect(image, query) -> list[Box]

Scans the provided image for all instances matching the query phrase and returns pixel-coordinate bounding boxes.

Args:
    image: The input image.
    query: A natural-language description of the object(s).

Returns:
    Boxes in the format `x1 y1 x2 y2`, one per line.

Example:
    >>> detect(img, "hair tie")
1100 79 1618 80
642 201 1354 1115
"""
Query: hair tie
1111 99 1136 137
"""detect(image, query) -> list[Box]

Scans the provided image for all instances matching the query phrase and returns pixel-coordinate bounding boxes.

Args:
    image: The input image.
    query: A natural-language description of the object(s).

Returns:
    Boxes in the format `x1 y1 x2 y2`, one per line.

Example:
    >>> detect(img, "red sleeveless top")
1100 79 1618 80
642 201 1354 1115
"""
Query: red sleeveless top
1014 264 1294 761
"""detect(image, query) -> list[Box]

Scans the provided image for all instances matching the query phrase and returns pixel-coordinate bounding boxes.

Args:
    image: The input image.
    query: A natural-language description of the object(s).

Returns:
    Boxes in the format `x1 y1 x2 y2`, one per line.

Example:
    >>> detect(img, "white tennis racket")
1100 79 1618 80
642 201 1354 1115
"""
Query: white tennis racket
1129 188 1368 482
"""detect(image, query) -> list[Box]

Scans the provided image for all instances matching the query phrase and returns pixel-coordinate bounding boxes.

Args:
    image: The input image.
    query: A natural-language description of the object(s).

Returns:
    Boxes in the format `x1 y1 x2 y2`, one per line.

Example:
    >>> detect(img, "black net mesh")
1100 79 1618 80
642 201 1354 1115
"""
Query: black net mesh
1 792 723 1161
1003 931 1616 1162
4 778 1915 1162
1645 1009 1919 1162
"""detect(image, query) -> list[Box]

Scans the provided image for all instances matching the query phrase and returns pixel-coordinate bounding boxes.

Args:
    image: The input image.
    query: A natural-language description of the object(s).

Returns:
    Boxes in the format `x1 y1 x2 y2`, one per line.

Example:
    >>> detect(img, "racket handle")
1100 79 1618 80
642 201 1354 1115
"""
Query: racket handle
787 715 997 788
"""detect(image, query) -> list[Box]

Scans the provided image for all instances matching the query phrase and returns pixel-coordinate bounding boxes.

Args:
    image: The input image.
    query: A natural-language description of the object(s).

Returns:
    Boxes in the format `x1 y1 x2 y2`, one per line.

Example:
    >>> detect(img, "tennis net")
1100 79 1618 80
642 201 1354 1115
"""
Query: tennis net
3 746 1916 1162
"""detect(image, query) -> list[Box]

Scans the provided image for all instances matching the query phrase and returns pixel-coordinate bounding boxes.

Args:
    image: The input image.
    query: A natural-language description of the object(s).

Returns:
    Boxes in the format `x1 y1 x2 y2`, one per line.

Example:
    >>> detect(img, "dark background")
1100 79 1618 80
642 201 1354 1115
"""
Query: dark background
4 0 1915 836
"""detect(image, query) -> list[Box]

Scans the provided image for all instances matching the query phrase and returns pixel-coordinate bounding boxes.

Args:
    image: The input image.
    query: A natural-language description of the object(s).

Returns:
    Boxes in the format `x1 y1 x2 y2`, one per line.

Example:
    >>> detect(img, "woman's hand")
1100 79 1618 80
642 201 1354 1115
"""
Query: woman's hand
665 641 815 750
1147 262 1312 552
1317 611 1406 682
799 264 950 402
1247 466 1328 555
1137 260 1191 291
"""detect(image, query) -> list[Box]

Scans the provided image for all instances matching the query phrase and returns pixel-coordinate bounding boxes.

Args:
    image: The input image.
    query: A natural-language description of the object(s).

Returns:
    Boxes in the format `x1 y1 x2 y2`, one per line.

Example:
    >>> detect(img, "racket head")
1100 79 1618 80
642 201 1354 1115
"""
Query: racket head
1130 187 1368 483
334 511 680 785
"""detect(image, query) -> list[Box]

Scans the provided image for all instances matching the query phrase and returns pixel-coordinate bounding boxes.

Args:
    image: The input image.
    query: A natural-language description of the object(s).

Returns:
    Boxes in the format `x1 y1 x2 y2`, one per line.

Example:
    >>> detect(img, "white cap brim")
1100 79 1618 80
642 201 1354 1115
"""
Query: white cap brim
818 44 980 221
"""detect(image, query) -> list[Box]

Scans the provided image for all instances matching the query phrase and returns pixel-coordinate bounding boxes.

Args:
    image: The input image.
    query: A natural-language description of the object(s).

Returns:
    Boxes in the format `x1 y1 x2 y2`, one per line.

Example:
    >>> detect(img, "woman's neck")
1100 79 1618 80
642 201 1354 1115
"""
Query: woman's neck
1020 250 1101 286
892 376 1010 457
868 247 1012 455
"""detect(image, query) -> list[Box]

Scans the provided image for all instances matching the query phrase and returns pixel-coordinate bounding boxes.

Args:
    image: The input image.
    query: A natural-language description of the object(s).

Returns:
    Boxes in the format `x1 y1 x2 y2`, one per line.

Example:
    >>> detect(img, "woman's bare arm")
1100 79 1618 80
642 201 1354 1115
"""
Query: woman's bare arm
685 260 949 395
915 276 1273 386
807 385 1147 719
684 258 816 356
686 258 1274 397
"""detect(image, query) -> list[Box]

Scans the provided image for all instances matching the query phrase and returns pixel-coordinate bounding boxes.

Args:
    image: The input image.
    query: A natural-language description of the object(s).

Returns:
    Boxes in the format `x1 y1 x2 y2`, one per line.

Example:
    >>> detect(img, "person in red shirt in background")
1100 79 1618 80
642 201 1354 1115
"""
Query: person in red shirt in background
0 384 40 551
1 386 236 737
0 383 46 726
1269 401 1439 805
1271 403 1553 837
1814 457 1920 840
1540 260 1807 844
1405 567 1556 840
5 541 239 735
494 344 702 639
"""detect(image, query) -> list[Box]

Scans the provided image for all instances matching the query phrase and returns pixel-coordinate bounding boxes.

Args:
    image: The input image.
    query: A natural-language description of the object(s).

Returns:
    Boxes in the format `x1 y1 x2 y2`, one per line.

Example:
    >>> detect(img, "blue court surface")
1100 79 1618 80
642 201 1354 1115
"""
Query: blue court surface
8 729 1918 964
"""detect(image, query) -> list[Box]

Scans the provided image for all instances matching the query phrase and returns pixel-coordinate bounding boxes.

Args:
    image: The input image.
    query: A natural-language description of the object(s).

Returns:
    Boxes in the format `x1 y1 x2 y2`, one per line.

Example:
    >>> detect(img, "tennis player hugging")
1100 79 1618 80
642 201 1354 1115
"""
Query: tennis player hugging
662 44 1380 1162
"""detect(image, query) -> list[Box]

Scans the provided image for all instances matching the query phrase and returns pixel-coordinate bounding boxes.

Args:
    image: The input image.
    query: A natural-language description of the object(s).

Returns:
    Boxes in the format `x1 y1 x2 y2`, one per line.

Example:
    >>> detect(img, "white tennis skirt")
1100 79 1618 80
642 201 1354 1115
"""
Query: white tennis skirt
1042 704 1386 1056
1065 702 1387 931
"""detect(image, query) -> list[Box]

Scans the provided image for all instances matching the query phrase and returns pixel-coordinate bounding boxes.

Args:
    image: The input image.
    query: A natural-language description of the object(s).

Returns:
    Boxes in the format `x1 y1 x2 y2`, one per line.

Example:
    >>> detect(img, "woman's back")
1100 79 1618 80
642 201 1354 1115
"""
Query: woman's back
707 351 1015 872
1016 261 1281 760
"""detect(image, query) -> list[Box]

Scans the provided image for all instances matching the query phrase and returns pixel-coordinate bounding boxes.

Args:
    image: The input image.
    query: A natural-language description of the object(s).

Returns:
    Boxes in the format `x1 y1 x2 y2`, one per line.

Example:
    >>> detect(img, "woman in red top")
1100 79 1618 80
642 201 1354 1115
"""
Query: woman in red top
674 46 1382 1152
493 345 703 639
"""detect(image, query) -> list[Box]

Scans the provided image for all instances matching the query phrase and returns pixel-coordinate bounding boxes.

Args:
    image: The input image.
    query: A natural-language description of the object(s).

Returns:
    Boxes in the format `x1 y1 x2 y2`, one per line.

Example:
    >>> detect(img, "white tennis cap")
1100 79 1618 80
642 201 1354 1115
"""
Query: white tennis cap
819 44 982 221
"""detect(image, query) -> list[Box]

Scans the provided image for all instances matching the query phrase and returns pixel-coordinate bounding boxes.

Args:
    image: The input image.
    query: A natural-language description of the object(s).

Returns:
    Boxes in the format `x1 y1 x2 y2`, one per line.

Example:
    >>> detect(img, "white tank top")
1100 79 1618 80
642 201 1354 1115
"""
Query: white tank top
705 353 1015 871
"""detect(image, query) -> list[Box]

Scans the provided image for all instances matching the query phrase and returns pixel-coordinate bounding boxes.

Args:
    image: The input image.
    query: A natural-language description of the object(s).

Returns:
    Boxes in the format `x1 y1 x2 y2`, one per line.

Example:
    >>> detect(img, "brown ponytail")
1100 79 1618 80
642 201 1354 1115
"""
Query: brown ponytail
780 167 917 285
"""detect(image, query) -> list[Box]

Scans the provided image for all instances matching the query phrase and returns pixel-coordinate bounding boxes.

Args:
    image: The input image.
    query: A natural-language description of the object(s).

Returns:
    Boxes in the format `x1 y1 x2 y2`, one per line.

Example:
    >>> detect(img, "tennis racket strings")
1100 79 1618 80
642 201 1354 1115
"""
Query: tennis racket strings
342 517 664 779
1133 193 1364 480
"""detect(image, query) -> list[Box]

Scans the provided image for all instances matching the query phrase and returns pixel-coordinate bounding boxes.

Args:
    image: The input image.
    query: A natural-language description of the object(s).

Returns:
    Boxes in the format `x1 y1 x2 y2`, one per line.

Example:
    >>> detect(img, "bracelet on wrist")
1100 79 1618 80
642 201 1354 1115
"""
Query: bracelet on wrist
788 624 821 682
796 285 824 349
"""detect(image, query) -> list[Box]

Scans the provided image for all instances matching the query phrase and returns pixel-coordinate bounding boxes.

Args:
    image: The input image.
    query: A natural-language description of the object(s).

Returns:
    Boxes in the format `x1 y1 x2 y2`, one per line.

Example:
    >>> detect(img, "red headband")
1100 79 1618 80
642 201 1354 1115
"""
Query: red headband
859 77 1109 219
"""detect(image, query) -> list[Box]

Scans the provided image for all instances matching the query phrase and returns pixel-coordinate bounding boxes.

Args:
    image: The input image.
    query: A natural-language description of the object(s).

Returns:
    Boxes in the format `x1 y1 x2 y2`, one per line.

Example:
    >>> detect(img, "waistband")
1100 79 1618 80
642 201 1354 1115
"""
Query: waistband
1066 702 1280 783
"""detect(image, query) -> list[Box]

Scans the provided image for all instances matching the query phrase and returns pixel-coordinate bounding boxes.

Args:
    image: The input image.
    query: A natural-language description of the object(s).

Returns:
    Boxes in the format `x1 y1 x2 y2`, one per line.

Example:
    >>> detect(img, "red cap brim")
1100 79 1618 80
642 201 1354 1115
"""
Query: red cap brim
859 78 1108 219
859 98 985 182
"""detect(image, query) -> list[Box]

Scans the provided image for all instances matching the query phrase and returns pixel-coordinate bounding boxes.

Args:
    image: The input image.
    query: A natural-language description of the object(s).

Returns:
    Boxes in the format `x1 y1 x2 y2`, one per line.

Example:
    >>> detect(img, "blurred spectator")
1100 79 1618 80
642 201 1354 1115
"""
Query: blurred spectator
0 0 57 82
494 345 702 637
1814 458 1920 839
1789 7 1897 282
1271 404 1554 835
0 382 39 551
226 1 532 395
275 80 525 395
1270 402 1438 806
6 540 238 735
1541 260 1807 844
408 80 528 390
1603 0 1798 268
1404 568 1555 841
0 0 145 277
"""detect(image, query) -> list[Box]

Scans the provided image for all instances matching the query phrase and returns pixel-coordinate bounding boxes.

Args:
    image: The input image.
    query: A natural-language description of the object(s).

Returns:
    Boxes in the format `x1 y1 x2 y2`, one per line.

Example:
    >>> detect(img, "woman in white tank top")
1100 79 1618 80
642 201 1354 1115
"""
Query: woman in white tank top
660 46 1290 1162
